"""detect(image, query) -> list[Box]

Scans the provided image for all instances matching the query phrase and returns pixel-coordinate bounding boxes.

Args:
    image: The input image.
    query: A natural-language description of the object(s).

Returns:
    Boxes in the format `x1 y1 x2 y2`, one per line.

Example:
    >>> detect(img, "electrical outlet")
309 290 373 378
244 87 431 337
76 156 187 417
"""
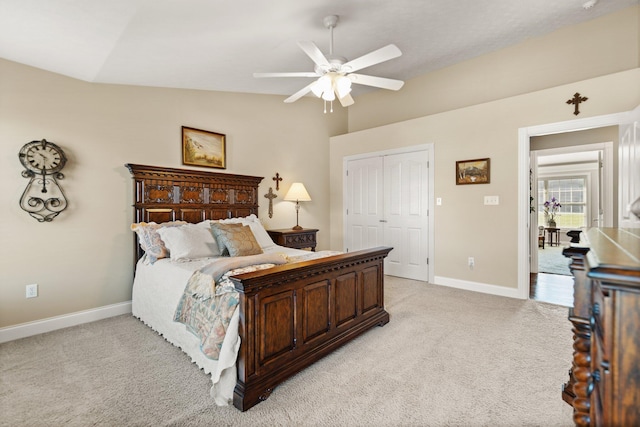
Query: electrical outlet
468 257 474 269
26 283 38 298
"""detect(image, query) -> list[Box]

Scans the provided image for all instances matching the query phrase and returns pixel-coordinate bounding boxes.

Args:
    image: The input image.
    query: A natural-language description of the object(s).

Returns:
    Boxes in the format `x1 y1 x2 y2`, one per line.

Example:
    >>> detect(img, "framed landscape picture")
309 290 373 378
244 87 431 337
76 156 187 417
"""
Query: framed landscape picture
182 126 226 169
456 158 490 185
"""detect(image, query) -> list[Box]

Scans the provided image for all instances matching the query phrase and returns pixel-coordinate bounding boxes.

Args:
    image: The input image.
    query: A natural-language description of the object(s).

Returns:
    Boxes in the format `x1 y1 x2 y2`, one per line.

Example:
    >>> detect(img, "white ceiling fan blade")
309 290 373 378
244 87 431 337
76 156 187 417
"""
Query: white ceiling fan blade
254 72 318 78
338 93 354 107
284 81 317 103
297 41 330 68
348 73 404 91
342 44 402 73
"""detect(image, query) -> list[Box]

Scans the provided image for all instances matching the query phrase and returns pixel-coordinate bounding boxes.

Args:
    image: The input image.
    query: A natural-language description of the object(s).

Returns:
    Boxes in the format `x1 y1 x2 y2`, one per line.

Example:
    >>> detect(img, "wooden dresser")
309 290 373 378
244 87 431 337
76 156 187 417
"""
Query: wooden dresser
562 228 640 427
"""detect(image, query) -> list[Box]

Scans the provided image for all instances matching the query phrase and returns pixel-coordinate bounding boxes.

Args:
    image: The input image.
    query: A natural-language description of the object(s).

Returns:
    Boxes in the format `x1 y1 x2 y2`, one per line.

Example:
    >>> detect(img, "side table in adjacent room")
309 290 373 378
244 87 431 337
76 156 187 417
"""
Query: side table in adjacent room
545 227 561 246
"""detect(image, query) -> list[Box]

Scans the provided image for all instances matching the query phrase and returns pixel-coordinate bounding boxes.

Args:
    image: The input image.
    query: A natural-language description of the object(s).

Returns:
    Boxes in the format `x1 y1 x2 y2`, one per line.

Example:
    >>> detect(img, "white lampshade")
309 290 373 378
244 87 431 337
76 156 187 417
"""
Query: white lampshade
335 75 352 99
284 183 311 202
310 80 323 98
311 75 332 98
322 89 335 101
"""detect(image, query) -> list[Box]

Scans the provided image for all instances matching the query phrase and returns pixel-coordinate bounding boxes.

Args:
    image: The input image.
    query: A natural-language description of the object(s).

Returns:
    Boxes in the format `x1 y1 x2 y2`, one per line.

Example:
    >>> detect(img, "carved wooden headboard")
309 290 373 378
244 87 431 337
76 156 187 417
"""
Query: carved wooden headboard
125 163 263 261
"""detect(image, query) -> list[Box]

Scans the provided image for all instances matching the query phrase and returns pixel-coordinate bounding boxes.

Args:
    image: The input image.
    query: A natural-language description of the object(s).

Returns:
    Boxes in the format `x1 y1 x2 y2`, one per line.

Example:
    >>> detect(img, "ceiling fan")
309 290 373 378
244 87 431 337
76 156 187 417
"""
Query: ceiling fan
253 15 404 112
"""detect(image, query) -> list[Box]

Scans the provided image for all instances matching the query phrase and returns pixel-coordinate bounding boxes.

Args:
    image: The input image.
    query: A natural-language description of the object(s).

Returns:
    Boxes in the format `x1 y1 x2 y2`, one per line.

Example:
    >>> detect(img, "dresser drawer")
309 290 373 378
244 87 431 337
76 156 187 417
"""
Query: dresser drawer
267 228 318 251
590 280 615 426
590 281 611 359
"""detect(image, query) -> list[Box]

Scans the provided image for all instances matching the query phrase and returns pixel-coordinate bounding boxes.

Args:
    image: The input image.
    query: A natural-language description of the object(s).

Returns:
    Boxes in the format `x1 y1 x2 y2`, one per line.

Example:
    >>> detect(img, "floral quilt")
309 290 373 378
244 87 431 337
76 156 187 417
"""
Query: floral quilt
173 253 286 359
173 251 341 360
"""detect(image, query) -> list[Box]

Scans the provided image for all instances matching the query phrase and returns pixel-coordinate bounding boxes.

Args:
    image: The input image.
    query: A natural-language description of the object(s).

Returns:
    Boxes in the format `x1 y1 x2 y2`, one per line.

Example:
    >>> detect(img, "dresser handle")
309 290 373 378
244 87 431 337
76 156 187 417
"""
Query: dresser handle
589 303 600 329
587 369 600 396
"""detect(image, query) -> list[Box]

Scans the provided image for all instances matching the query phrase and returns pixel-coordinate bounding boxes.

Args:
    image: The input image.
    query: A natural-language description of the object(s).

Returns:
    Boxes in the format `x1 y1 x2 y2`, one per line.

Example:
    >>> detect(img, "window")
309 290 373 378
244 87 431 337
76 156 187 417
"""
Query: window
537 177 587 228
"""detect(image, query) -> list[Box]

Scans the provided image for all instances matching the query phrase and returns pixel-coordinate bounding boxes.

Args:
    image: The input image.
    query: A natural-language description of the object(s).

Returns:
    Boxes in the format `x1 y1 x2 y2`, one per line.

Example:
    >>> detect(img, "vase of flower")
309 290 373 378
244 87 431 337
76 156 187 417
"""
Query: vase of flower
543 197 561 228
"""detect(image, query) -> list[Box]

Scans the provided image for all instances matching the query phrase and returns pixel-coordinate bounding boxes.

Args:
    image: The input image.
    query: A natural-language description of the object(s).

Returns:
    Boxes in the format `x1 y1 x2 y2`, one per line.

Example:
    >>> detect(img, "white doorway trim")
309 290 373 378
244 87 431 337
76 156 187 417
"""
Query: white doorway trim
517 111 631 299
343 143 435 284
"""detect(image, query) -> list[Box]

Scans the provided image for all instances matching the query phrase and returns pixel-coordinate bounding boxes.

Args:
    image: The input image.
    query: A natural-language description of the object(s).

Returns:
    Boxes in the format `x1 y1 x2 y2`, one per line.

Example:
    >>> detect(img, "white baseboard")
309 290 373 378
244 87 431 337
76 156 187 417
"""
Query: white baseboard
433 276 524 300
0 301 132 344
0 278 523 343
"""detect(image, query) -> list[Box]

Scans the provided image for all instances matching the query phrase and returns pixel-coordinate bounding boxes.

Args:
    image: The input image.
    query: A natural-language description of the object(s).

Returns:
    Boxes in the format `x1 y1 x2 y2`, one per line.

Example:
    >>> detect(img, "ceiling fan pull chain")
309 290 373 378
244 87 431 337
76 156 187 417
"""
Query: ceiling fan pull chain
323 100 327 114
330 100 334 113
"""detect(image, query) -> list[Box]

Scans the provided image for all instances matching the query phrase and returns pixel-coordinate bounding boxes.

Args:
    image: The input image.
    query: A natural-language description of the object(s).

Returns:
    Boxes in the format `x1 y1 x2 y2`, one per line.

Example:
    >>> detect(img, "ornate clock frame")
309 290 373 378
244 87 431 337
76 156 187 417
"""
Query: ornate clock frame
18 139 69 222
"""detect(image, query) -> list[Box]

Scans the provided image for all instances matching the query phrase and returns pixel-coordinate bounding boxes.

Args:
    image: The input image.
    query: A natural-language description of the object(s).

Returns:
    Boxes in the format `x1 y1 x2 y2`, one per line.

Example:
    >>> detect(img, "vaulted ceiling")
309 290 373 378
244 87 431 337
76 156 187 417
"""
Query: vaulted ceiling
0 0 636 100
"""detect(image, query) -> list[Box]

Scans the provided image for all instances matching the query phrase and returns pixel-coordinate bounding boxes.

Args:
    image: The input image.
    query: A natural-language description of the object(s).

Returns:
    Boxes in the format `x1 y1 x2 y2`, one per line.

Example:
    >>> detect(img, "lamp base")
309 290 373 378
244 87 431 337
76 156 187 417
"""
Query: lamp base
292 225 303 230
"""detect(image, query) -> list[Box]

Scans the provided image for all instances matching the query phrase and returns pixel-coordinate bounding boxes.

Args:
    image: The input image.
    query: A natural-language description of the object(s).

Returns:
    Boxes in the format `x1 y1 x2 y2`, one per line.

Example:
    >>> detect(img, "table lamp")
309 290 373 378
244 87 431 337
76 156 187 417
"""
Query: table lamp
284 183 311 230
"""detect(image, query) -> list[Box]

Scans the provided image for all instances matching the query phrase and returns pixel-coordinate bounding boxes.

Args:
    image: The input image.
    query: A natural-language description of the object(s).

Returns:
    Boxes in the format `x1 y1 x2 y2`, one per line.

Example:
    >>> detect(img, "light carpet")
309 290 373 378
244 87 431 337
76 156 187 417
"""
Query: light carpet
0 276 574 426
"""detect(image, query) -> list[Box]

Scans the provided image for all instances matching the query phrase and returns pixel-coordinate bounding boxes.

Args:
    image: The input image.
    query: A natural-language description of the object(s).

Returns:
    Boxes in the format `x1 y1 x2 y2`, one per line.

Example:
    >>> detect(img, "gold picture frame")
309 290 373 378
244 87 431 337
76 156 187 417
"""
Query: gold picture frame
182 126 226 169
456 158 490 185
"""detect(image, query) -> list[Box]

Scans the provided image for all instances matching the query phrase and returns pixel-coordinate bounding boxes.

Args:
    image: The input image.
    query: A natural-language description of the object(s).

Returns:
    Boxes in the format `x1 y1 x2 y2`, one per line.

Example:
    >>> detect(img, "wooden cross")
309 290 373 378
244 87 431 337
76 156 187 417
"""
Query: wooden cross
264 187 277 218
272 172 283 190
566 92 588 116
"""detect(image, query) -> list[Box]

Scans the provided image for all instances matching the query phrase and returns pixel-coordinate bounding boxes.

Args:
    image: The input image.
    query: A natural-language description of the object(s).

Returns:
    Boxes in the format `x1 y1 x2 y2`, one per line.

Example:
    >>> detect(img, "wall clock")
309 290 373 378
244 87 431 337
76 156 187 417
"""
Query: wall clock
18 139 69 222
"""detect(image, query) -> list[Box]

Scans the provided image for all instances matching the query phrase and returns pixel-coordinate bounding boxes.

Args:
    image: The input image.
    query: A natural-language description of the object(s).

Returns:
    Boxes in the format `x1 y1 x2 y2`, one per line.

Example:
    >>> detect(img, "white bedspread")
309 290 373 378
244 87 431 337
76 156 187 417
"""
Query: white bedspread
131 245 321 405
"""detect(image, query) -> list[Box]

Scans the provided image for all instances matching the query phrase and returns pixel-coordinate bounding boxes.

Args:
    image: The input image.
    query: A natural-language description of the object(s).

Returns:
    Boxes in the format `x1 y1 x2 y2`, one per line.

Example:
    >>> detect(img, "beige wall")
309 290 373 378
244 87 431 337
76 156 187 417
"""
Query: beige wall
0 59 347 328
531 126 619 151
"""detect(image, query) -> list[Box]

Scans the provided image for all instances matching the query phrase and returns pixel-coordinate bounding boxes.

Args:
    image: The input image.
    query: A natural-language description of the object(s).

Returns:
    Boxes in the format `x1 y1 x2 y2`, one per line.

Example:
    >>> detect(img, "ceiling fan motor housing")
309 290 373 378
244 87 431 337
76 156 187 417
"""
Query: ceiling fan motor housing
323 15 339 29
314 55 348 75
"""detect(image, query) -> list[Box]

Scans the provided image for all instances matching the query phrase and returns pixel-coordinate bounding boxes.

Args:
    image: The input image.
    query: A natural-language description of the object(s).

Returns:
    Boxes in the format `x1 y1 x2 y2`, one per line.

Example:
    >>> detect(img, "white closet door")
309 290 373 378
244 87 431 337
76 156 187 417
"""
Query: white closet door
383 151 429 281
345 156 384 251
345 150 429 281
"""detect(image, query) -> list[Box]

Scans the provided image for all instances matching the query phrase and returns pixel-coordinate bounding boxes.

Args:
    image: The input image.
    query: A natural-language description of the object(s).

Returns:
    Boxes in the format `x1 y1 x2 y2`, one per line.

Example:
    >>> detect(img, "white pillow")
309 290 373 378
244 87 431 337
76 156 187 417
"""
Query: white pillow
246 221 275 249
216 214 275 249
157 224 221 261
217 214 254 225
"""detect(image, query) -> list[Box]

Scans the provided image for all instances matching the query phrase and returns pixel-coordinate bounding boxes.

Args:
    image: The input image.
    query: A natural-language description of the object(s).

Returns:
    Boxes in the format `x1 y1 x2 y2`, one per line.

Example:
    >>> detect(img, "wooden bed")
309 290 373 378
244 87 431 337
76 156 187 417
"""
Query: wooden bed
125 163 391 411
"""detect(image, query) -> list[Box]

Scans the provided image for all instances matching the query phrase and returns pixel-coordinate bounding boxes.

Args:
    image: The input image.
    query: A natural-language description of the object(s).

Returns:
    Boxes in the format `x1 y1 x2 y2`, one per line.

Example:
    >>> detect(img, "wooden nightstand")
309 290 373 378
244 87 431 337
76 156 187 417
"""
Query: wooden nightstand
267 228 318 251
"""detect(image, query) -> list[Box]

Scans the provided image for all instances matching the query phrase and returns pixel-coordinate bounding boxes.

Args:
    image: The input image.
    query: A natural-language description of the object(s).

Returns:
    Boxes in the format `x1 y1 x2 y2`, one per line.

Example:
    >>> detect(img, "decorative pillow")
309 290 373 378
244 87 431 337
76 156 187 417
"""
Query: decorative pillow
210 223 243 255
131 221 187 264
157 224 221 261
246 220 275 249
210 223 263 257
217 214 275 249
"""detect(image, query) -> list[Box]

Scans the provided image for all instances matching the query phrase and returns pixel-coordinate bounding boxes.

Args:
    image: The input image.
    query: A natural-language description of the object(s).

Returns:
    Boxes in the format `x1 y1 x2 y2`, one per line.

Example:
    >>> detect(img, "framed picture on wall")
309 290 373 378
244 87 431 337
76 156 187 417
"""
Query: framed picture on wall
182 126 226 169
456 158 490 185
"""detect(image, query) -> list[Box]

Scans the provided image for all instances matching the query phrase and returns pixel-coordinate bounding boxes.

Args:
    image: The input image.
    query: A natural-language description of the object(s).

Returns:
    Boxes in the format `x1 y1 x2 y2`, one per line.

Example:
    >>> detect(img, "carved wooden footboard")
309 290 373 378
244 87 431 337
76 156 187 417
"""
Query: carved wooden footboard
230 246 391 411
126 163 392 411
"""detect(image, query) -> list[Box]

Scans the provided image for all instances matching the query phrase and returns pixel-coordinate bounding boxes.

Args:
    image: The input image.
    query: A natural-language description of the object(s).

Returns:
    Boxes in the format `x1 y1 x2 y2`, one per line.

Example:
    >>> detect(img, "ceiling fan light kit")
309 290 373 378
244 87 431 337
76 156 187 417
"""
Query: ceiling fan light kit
254 14 404 113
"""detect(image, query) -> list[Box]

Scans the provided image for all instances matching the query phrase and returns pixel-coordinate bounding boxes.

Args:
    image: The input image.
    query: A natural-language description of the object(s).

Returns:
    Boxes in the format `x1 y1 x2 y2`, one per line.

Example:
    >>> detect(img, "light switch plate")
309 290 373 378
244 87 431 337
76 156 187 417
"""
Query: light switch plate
26 283 38 298
484 196 499 205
